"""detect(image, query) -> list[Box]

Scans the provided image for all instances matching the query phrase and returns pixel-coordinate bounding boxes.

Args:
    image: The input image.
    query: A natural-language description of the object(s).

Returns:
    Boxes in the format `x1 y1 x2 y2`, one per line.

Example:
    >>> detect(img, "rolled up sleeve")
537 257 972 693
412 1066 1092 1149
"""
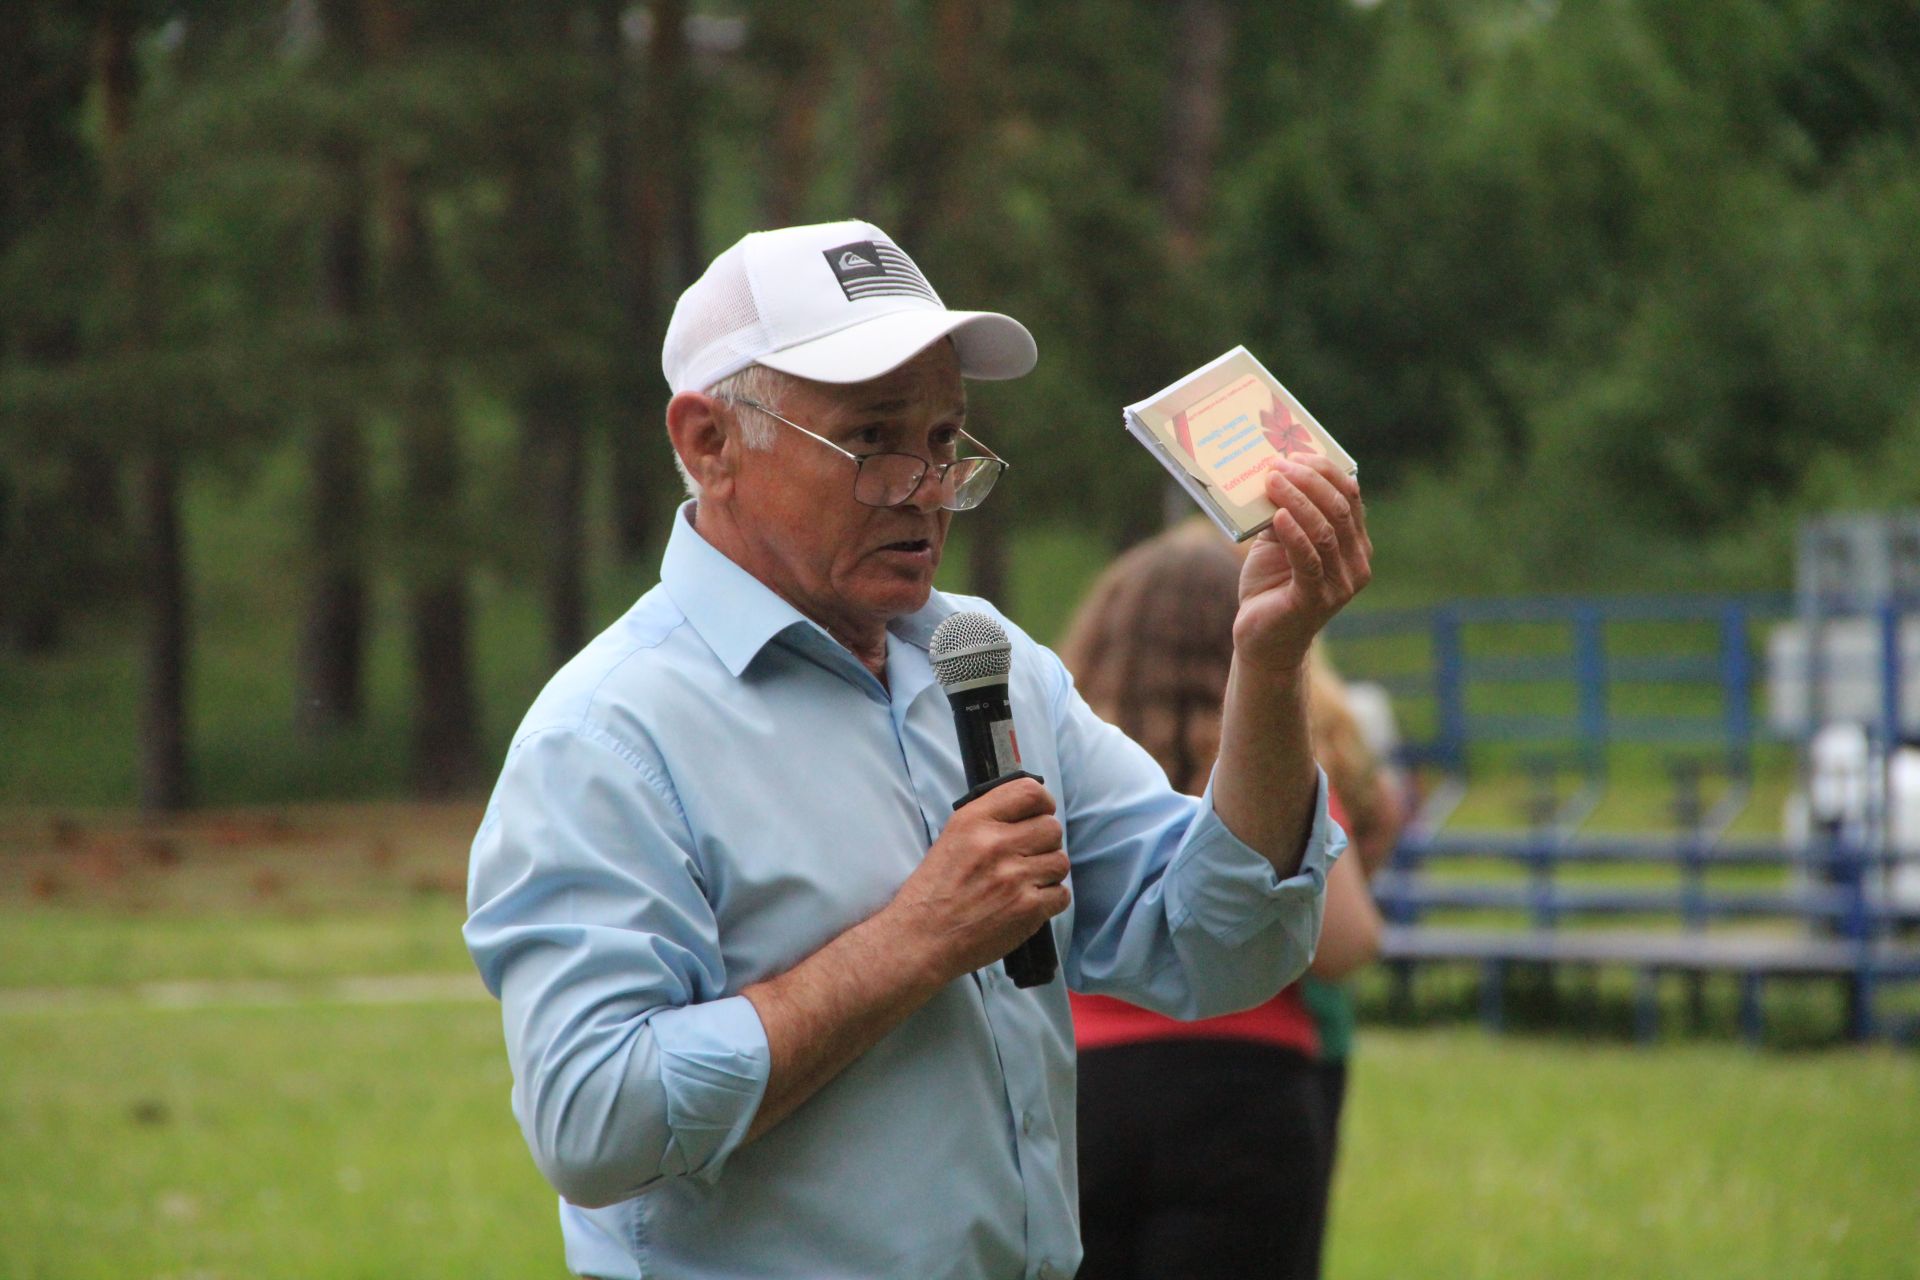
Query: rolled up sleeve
464 725 770 1209
1164 769 1340 955
1048 656 1344 1020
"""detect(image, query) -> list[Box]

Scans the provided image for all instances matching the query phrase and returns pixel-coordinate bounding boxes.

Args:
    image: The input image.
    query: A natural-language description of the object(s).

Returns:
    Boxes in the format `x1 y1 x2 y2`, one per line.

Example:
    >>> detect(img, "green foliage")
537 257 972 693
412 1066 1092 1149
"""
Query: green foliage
6 0 1920 801
1215 0 1920 594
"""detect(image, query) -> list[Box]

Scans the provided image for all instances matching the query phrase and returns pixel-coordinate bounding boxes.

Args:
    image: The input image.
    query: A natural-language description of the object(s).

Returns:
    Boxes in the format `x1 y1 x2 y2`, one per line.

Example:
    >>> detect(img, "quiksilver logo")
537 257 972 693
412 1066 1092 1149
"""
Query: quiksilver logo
822 239 940 305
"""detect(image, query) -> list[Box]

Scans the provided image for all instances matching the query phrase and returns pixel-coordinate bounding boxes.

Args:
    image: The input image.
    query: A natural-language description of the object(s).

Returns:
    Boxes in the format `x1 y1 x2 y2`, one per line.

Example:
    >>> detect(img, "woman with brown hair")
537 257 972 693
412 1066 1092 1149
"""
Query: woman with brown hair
1060 518 1396 1280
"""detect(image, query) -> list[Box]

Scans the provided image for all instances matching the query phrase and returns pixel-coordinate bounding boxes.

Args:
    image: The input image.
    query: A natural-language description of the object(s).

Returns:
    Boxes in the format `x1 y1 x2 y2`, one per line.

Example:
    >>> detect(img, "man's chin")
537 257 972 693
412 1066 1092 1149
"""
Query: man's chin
852 567 937 620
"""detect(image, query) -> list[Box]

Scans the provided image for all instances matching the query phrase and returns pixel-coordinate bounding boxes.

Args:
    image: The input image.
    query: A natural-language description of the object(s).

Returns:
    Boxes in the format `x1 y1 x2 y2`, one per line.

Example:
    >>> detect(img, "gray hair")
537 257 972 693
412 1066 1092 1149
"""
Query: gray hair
674 363 797 499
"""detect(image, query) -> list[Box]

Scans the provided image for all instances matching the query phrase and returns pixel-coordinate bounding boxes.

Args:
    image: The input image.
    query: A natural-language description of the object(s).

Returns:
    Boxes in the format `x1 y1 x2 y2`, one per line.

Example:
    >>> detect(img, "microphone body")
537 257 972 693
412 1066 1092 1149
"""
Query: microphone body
947 679 1023 792
930 613 1061 989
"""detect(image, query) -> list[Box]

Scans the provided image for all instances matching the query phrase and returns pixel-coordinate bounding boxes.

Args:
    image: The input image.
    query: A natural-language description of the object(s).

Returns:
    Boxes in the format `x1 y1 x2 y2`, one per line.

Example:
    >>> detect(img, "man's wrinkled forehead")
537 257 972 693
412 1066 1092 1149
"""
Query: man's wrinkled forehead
804 340 967 422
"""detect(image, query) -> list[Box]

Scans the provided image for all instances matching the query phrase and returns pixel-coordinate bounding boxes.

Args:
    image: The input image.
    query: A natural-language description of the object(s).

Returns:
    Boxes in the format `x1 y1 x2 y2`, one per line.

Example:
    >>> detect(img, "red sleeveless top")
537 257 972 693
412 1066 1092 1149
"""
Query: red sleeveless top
1068 790 1346 1058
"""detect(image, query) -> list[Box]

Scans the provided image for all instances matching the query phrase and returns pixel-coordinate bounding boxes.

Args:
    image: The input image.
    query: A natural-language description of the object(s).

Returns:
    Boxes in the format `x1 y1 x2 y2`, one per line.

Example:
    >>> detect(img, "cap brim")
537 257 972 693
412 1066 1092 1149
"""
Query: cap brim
756 308 1037 386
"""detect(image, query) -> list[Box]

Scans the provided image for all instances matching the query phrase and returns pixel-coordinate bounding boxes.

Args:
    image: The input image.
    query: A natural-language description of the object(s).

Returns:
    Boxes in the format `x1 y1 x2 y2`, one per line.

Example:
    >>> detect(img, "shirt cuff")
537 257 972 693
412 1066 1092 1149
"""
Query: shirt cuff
648 994 772 1182
1163 767 1343 949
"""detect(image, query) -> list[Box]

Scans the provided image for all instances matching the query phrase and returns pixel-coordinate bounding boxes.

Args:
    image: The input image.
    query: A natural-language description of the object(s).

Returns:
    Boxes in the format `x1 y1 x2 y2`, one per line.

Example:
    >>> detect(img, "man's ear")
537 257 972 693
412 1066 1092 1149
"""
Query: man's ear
666 392 736 498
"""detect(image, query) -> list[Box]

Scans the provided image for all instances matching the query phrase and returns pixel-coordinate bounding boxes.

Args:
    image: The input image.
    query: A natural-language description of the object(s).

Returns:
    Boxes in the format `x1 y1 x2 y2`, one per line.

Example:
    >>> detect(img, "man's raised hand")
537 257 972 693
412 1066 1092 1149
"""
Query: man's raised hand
1233 454 1373 674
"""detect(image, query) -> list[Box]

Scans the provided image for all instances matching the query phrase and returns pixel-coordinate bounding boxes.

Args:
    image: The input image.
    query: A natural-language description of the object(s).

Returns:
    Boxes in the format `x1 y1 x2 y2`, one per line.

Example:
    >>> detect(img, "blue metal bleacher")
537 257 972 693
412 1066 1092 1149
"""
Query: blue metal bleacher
1325 585 1920 1045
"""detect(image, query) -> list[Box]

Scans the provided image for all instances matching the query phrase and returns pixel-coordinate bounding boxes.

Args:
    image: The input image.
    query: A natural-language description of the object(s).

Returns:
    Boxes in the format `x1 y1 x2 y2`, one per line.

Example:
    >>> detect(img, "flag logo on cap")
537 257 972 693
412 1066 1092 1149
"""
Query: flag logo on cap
823 239 939 304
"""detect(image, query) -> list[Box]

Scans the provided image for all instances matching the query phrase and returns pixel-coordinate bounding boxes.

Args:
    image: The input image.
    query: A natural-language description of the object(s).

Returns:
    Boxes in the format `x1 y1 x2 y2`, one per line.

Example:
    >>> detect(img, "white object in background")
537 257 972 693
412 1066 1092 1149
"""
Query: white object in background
1888 746 1920 910
1808 722 1872 831
1345 681 1403 762
1765 617 1920 737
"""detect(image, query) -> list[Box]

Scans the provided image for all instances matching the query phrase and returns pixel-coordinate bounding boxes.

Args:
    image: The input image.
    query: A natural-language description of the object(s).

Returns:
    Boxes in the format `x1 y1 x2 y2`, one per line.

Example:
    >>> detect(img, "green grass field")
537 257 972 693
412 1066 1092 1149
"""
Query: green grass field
5 986 1916 1278
6 453 1911 1274
2 808 1918 1278
1 1000 559 1279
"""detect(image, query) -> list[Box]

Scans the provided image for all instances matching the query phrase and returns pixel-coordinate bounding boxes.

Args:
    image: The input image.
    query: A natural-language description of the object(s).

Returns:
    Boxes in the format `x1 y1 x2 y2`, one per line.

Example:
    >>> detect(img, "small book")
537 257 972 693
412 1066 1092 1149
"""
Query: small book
1123 346 1356 543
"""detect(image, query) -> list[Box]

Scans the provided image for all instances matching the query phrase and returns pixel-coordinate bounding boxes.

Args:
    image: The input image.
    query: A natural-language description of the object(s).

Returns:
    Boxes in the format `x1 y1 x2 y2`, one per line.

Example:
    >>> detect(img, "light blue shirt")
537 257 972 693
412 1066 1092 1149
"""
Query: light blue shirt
465 504 1341 1280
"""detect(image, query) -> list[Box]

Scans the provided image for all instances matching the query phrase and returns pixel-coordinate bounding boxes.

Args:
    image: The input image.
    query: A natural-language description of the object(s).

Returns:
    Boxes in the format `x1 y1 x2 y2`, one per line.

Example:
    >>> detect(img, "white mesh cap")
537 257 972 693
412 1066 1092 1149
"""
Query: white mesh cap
662 220 1038 395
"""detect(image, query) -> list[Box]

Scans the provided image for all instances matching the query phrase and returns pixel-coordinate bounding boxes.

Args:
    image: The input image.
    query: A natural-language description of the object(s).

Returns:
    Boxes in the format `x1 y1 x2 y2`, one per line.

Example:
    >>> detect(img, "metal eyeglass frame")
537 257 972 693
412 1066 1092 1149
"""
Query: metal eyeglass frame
727 396 1009 511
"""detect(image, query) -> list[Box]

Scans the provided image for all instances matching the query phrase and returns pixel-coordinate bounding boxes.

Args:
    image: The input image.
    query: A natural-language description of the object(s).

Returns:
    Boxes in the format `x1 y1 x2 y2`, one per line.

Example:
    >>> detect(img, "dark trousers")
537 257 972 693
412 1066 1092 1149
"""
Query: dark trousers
1075 1039 1335 1280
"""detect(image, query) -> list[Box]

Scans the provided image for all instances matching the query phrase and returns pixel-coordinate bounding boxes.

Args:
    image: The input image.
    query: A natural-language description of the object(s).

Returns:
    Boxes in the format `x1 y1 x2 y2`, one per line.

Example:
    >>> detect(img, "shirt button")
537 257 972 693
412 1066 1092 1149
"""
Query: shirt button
1020 1110 1034 1136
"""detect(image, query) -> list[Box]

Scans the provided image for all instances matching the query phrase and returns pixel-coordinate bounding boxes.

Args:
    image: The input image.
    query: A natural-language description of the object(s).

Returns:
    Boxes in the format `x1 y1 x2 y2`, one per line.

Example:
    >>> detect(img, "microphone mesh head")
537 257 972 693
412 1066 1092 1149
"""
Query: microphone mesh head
929 611 1012 688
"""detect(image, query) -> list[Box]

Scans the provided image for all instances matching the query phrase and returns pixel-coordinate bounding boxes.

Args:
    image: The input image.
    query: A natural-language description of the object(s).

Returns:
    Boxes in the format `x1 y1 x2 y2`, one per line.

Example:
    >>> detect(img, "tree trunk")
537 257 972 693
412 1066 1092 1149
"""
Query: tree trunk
392 205 480 797
848 5 898 215
0 487 66 653
0 0 26 293
509 11 590 667
2 4 120 652
0 9 31 651
297 399 368 731
1151 0 1231 534
100 4 193 812
525 376 589 664
603 0 665 560
297 0 371 731
897 0 988 252
138 452 192 812
402 380 480 796
371 0 480 796
0 6 21 649
1160 0 1230 267
654 0 701 296
906 0 1015 601
761 12 831 227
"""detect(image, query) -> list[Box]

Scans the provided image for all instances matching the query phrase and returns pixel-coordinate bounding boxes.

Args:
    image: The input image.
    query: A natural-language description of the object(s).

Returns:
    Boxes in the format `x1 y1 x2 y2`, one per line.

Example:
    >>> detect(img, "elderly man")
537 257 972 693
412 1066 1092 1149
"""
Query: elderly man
465 220 1371 1280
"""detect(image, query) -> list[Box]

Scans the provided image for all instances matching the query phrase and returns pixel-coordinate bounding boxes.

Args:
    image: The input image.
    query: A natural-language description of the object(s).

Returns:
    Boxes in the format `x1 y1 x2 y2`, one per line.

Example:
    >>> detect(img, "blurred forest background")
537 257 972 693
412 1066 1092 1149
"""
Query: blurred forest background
4 0 1919 812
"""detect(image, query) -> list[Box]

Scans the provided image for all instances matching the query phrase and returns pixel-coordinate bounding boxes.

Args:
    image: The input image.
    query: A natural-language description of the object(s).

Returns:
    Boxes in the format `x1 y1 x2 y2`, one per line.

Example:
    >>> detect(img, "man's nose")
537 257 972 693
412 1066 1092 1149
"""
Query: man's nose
896 461 947 512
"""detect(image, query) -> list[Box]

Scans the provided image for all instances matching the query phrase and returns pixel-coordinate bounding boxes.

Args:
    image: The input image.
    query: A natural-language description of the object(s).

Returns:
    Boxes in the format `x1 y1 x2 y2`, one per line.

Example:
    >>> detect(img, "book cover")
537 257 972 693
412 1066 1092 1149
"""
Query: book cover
1123 346 1356 542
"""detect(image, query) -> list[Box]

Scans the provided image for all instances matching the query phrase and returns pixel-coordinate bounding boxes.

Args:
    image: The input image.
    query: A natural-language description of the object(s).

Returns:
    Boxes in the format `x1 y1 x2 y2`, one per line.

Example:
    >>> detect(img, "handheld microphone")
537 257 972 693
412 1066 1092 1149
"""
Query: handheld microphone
929 611 1059 989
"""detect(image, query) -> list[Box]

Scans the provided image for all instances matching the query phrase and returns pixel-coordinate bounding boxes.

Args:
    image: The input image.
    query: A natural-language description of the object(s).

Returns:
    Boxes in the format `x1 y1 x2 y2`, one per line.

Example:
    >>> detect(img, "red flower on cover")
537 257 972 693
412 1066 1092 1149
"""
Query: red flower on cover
1172 409 1197 462
1261 395 1316 459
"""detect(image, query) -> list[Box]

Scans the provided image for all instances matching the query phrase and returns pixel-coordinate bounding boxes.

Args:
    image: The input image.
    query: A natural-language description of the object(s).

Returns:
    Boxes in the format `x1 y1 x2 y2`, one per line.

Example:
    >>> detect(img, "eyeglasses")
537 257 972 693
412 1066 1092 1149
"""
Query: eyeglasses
728 397 1009 511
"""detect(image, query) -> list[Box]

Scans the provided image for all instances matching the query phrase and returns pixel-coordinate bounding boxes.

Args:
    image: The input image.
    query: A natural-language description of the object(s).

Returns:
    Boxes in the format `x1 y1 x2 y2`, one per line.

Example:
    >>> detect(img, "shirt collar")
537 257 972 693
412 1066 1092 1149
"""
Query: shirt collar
658 501 959 678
